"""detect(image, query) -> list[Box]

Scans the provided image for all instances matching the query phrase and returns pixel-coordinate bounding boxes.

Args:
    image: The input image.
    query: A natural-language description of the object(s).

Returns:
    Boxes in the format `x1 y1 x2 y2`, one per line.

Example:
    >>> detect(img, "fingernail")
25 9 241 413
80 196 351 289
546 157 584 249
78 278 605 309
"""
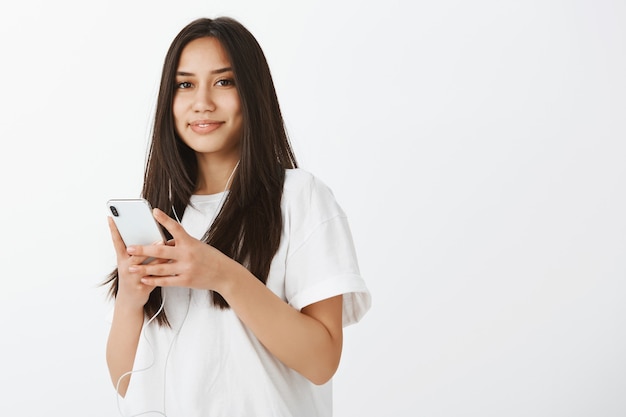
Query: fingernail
127 246 136 254
129 266 139 272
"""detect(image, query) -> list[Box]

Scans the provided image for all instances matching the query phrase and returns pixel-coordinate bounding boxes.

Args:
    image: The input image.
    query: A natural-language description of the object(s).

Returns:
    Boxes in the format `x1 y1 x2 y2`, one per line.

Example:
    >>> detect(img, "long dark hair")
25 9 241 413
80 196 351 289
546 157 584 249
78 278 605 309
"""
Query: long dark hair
104 17 297 326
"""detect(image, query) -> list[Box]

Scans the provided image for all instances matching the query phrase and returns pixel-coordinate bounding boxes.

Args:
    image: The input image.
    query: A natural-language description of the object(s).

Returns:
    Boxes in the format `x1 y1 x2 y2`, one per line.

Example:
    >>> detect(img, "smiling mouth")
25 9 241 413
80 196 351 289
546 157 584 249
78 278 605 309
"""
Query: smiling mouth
190 120 223 133
191 120 221 126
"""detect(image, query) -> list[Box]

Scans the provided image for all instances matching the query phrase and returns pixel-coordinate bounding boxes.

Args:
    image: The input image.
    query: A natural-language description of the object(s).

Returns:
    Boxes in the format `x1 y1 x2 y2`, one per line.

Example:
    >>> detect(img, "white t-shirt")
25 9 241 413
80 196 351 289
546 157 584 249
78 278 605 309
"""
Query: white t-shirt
118 169 371 417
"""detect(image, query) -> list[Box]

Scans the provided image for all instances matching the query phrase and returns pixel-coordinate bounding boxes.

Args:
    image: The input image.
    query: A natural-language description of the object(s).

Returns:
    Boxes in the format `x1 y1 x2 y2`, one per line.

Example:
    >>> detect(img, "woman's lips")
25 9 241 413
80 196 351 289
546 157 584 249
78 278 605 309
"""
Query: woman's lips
189 120 223 134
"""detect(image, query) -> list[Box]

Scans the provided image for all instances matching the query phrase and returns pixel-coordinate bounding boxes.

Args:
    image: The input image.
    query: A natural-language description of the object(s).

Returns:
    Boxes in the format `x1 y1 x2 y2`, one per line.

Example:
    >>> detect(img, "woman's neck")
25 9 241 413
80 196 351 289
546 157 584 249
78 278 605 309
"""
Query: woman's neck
195 156 240 195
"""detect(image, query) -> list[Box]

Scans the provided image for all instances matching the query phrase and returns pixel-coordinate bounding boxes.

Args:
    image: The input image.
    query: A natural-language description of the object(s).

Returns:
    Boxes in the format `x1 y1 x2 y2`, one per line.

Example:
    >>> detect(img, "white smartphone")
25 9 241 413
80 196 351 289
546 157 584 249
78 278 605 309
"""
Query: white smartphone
107 198 166 247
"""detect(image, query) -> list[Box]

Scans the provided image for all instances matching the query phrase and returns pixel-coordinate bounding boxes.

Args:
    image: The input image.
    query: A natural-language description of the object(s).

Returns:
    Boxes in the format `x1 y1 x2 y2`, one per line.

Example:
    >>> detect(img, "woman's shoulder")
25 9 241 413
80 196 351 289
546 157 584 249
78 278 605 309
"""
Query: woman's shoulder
284 168 314 185
282 168 343 216
283 168 333 197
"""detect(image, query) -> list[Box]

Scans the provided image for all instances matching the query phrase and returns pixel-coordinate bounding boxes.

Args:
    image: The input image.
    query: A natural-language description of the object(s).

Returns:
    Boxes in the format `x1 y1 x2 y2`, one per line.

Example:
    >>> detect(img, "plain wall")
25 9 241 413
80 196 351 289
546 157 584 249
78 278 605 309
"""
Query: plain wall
0 1 624 416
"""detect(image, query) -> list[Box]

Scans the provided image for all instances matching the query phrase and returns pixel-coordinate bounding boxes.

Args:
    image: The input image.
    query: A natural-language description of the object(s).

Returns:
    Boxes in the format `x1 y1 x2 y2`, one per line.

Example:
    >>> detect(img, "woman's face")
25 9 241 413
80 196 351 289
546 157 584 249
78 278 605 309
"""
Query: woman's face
173 37 242 163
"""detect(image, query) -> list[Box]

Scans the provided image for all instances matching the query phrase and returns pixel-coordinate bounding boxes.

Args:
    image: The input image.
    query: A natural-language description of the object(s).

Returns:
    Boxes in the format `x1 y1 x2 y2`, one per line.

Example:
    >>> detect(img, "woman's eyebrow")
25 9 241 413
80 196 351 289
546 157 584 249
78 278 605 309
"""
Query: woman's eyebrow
176 67 233 76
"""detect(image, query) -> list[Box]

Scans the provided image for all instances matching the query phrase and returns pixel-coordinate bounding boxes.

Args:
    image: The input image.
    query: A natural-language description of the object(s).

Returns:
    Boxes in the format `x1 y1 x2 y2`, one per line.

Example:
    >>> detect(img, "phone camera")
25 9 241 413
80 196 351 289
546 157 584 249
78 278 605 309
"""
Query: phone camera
110 206 119 217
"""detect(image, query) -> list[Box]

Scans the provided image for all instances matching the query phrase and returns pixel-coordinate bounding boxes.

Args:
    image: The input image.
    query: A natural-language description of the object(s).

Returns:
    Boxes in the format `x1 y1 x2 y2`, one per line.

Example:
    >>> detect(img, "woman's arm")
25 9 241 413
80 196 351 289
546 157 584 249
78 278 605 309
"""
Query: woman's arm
131 209 344 385
106 217 158 396
221 263 343 385
106 303 144 397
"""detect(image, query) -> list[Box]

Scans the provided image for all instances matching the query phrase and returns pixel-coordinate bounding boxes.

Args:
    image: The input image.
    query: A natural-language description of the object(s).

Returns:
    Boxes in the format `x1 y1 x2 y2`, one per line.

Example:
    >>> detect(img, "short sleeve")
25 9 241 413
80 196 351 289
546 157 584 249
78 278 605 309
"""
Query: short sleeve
283 172 371 327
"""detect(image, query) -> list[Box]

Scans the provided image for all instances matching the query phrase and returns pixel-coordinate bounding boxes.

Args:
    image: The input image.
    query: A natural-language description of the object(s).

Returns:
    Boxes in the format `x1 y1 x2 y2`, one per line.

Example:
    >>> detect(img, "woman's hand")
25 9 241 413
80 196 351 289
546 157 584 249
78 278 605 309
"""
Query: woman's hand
108 216 158 309
125 208 231 292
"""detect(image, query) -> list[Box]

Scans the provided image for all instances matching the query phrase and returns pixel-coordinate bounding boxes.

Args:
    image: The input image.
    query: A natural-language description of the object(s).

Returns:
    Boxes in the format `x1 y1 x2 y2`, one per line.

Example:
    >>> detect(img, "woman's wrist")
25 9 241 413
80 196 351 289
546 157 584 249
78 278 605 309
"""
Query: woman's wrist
113 296 146 316
214 255 251 301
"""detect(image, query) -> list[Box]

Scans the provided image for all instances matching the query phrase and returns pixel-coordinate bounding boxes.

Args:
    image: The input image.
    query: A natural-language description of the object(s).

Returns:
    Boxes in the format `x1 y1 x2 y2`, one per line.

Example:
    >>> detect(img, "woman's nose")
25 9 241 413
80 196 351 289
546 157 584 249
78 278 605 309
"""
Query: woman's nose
192 87 216 112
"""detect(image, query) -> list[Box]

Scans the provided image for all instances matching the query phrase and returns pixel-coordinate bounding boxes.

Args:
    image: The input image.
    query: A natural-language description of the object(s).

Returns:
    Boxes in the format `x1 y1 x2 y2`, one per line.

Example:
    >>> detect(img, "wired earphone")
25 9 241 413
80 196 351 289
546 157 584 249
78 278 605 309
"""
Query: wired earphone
115 160 240 417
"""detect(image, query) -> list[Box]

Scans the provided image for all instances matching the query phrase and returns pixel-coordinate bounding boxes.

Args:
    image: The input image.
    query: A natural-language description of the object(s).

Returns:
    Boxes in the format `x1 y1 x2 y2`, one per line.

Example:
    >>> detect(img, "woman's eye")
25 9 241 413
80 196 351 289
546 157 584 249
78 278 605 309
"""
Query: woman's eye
215 79 234 87
177 81 193 89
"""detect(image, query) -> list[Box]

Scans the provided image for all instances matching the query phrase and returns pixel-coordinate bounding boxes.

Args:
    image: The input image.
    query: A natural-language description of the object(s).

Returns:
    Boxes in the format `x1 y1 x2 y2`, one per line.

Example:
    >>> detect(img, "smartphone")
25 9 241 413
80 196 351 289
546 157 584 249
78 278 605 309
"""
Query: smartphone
107 198 166 247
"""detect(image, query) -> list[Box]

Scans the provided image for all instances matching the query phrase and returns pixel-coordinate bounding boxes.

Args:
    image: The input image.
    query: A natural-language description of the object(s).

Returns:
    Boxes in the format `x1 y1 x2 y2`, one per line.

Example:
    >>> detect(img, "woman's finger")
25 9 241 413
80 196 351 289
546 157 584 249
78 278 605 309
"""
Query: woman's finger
153 208 189 241
127 241 176 261
133 261 176 277
129 255 151 265
140 275 179 287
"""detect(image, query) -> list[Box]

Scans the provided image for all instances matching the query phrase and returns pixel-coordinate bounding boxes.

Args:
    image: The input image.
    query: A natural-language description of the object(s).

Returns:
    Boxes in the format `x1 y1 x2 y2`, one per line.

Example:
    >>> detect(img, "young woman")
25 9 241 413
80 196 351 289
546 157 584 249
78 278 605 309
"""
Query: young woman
105 16 370 417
